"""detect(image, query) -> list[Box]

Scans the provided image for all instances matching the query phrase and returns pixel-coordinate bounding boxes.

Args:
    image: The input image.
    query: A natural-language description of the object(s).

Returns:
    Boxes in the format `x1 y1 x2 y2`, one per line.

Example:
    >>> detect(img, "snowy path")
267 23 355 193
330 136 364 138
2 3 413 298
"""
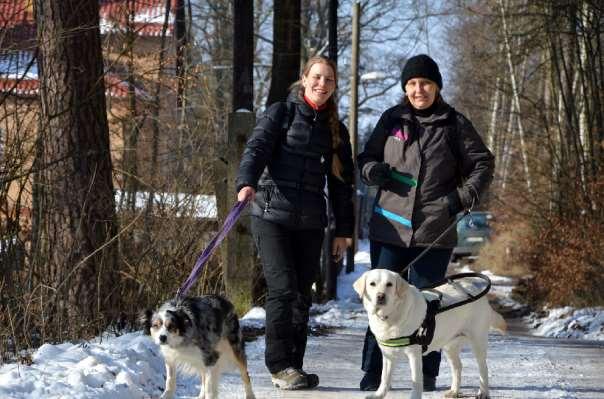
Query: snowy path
222 325 604 399
1 243 603 398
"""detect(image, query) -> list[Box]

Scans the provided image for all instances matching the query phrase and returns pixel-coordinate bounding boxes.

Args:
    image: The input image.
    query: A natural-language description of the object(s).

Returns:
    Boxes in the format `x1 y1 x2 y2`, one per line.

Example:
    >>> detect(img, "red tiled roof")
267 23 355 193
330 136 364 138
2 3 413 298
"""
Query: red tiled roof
0 74 149 99
0 77 38 97
0 0 34 28
0 0 175 37
99 0 178 21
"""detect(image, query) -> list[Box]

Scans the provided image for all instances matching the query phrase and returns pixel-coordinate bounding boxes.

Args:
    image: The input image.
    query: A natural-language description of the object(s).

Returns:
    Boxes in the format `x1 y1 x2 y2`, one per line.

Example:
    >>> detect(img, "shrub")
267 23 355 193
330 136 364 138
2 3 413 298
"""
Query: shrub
518 217 604 308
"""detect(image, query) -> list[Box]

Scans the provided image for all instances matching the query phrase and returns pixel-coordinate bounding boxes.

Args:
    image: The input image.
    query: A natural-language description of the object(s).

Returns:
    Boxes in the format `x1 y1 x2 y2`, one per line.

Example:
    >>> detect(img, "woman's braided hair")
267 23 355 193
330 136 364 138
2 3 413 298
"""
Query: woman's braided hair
291 56 344 181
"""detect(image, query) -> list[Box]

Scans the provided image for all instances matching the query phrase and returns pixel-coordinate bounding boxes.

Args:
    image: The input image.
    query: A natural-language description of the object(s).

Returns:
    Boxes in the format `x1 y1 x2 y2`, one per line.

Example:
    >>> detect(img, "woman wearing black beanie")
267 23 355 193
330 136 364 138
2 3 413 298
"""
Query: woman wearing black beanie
357 54 495 392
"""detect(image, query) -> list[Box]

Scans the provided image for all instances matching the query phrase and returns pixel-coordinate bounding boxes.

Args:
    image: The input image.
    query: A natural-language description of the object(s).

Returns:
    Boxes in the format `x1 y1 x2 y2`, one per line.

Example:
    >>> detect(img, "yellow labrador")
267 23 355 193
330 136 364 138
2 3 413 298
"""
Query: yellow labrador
353 269 506 399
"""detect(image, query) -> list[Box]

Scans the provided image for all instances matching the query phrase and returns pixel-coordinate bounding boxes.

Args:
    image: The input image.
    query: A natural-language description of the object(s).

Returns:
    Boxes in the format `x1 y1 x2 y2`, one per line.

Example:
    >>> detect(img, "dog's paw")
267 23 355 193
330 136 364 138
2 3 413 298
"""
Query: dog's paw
443 390 460 398
475 393 489 399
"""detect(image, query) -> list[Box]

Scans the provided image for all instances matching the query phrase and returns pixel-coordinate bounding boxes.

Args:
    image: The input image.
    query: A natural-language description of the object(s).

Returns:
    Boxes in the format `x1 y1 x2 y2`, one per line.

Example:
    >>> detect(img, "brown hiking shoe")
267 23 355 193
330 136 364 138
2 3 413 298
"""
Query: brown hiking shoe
271 367 309 390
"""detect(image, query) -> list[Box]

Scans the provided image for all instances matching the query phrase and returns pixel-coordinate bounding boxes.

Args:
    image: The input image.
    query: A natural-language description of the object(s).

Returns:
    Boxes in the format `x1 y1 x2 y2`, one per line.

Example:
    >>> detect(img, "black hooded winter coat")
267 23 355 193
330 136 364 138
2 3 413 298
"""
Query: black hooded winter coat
358 100 494 248
236 94 355 237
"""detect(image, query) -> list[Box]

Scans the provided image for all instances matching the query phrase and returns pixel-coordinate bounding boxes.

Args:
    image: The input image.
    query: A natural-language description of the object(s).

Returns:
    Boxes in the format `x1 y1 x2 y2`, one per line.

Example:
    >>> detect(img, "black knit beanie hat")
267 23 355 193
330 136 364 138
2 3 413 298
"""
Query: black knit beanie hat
400 54 443 91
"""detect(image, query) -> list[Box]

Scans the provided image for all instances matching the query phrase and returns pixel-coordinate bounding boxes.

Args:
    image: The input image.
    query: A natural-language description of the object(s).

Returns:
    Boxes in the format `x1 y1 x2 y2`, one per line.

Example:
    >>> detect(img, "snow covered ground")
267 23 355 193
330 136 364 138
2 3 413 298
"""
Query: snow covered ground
0 240 602 398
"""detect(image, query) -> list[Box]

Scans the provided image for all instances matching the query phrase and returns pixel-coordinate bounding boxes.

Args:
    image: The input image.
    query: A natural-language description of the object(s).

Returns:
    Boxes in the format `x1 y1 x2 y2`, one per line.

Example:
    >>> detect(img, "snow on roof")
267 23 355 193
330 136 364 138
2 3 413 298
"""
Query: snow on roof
0 50 37 79
100 0 177 37
0 51 151 99
100 19 173 36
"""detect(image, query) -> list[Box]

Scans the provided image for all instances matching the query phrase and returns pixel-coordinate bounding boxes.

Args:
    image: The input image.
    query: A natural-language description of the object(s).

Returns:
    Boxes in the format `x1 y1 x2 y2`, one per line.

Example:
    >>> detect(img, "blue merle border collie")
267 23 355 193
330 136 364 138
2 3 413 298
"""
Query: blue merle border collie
141 295 256 399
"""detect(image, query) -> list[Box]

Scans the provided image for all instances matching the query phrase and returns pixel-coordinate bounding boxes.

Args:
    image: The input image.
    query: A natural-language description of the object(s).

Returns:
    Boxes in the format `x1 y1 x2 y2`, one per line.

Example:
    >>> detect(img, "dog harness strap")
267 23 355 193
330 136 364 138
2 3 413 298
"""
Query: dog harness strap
378 336 413 347
377 299 439 351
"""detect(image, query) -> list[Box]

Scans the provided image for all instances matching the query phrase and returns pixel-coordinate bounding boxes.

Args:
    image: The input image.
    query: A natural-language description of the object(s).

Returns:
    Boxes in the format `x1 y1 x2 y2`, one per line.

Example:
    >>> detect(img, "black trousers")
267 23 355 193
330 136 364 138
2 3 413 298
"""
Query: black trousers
361 241 452 378
251 216 324 374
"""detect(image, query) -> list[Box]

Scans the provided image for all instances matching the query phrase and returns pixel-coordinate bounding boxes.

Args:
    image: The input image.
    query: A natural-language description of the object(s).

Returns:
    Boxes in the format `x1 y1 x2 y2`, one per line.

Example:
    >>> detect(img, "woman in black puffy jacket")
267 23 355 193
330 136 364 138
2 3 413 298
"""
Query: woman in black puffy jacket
357 54 495 392
236 56 355 391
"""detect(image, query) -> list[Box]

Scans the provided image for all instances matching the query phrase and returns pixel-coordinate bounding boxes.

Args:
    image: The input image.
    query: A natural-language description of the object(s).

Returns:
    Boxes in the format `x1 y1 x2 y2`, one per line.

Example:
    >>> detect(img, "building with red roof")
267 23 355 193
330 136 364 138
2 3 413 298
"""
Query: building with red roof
1 0 188 218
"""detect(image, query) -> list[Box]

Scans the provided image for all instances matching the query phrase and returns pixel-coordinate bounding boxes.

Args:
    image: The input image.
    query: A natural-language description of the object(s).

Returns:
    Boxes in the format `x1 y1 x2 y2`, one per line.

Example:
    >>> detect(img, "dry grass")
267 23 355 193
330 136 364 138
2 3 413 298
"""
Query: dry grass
473 220 531 278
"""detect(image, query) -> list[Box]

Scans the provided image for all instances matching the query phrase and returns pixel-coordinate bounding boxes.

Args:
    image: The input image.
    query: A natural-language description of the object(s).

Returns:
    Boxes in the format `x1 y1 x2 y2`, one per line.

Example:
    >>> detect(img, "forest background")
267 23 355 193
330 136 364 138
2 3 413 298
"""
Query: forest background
0 0 602 362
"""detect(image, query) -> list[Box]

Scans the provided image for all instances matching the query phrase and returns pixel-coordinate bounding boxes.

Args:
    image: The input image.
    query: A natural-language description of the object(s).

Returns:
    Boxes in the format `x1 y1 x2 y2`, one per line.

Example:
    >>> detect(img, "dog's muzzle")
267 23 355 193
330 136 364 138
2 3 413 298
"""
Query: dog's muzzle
159 335 168 344
376 293 386 305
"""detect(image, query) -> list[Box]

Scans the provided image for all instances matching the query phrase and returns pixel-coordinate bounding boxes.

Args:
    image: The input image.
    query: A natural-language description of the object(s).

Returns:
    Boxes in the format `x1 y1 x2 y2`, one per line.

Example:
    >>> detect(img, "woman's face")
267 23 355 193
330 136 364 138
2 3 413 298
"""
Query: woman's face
405 78 438 110
302 62 336 106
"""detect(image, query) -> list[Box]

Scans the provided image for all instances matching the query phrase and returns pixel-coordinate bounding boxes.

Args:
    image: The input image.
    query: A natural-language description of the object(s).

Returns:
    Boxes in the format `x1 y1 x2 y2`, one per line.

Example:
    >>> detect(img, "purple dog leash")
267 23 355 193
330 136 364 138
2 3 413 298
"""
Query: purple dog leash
176 199 249 300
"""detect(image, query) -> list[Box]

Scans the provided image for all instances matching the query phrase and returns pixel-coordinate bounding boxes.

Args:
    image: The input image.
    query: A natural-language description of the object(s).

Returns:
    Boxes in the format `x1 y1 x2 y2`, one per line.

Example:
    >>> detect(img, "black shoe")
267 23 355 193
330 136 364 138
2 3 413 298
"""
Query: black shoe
360 372 380 391
423 375 437 392
297 369 320 388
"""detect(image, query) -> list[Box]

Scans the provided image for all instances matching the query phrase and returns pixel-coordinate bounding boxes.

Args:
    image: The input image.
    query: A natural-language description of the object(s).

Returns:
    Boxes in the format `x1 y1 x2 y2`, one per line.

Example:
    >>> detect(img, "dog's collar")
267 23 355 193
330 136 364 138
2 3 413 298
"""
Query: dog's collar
377 335 413 347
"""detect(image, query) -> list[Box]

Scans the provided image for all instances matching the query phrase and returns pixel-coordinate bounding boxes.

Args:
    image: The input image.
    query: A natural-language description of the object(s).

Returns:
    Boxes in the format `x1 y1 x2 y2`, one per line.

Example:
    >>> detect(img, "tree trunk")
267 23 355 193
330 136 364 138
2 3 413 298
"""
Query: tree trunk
500 99 516 192
487 76 502 153
35 0 118 333
122 0 140 212
146 0 172 217
267 0 301 105
499 0 533 197
233 0 254 111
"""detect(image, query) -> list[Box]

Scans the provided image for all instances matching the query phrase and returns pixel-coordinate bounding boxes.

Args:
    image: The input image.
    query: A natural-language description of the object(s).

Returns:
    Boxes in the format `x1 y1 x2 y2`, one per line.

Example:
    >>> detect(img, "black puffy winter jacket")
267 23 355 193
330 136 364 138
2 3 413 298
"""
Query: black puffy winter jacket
236 93 355 237
358 100 494 248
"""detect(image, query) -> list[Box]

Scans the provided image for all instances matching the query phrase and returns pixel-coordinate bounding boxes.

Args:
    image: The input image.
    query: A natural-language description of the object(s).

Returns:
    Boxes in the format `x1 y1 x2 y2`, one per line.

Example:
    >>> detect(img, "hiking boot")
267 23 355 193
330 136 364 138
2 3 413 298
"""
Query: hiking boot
423 375 437 392
297 369 320 388
360 372 380 391
271 367 308 390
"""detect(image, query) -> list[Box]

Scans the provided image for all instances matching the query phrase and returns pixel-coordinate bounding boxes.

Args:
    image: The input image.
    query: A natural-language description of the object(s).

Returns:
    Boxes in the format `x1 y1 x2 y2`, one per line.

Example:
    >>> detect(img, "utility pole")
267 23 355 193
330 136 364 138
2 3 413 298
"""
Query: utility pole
346 1 360 274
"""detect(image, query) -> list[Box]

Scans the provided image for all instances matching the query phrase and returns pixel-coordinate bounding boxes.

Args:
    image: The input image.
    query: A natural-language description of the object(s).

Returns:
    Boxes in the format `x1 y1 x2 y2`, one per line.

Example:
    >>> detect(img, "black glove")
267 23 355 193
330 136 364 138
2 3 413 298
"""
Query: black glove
367 162 391 186
446 190 463 216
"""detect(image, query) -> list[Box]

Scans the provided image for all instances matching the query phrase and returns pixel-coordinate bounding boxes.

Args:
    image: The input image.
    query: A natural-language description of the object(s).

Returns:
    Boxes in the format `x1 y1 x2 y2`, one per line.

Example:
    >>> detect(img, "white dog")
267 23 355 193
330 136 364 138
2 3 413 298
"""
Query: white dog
353 269 506 399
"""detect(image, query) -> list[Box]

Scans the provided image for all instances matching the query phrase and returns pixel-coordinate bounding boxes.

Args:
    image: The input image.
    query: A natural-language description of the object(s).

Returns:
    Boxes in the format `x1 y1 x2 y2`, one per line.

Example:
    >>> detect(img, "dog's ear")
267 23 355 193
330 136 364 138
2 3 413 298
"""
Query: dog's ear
139 309 153 335
395 273 407 299
353 272 368 298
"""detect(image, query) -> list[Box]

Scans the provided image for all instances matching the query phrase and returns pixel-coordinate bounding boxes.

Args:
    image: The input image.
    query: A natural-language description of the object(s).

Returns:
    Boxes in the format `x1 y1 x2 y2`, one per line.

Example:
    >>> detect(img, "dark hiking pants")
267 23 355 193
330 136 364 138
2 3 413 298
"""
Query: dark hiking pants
361 241 453 379
251 216 324 374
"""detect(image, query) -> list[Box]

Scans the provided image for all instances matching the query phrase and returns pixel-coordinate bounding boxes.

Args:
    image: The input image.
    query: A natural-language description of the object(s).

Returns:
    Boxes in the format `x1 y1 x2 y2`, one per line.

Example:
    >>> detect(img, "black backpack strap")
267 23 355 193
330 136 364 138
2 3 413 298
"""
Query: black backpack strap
278 101 296 133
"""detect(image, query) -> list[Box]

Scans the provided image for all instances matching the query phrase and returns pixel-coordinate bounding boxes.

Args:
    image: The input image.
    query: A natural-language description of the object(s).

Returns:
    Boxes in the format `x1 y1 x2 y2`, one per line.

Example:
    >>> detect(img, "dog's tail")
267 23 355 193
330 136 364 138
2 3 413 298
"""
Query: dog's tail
489 308 507 334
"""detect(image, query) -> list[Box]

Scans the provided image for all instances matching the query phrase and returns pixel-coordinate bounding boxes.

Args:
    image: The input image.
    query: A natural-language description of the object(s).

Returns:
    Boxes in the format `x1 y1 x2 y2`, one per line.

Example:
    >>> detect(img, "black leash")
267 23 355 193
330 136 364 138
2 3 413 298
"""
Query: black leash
401 208 472 275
